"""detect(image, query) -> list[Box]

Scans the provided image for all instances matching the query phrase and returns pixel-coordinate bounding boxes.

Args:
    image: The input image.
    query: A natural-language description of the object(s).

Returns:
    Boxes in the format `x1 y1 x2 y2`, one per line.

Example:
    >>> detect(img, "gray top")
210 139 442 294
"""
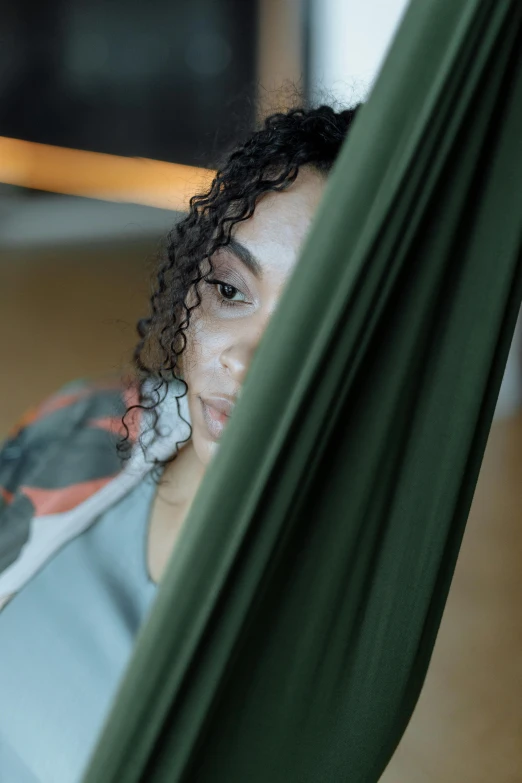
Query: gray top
0 473 160 783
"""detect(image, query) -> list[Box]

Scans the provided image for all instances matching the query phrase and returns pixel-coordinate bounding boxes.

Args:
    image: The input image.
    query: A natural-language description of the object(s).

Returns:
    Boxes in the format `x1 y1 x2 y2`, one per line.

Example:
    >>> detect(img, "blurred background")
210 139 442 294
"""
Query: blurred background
1 1 521 780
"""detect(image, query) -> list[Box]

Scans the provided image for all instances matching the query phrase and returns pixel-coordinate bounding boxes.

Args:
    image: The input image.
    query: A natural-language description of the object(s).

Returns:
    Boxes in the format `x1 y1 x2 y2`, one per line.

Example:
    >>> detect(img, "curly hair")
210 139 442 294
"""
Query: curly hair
117 100 362 482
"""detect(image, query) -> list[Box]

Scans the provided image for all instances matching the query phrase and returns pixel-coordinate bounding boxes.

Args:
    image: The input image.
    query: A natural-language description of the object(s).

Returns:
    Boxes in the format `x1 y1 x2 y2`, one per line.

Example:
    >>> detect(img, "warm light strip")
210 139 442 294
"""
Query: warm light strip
0 136 216 211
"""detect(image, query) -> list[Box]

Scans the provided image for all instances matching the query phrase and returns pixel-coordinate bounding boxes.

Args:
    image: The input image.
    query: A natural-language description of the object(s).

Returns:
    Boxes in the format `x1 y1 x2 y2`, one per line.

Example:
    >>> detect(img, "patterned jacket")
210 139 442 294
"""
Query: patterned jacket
0 374 190 610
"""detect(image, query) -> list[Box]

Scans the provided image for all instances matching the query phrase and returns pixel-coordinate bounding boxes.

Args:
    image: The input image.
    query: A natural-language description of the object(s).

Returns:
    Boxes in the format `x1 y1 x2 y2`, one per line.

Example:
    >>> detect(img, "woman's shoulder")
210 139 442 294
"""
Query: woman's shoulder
5 373 139 445
0 372 143 513
0 373 144 595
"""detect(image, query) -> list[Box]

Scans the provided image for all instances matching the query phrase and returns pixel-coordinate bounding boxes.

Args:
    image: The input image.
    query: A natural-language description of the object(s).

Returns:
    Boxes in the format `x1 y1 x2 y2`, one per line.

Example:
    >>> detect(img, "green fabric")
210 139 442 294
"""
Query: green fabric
82 0 522 780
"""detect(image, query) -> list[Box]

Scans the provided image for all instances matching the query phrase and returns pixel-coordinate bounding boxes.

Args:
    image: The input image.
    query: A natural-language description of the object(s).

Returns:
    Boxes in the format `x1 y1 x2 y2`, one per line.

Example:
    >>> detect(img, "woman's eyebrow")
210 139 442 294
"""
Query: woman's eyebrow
224 237 263 280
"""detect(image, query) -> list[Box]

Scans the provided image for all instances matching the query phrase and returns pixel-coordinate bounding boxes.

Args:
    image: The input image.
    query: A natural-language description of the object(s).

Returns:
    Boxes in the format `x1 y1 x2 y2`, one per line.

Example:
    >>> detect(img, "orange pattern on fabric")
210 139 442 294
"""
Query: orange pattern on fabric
88 413 140 442
0 486 15 505
6 379 135 440
21 475 119 515
122 383 144 440
88 416 123 434
88 381 143 440
123 383 141 409
7 406 41 438
7 389 92 438
37 390 93 419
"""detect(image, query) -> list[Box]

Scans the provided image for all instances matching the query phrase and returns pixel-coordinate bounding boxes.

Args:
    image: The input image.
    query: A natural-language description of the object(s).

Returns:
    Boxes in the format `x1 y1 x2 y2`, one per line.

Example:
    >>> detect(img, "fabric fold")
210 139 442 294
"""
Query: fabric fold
81 1 522 781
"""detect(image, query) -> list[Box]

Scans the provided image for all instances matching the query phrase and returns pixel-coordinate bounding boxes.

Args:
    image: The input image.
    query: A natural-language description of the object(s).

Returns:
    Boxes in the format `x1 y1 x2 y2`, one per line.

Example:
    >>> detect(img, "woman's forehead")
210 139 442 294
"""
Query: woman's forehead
232 169 327 257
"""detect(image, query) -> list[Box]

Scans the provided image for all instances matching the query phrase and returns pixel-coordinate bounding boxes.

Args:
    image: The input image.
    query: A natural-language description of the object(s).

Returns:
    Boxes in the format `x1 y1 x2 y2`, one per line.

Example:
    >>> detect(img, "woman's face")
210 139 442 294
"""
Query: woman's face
181 164 328 467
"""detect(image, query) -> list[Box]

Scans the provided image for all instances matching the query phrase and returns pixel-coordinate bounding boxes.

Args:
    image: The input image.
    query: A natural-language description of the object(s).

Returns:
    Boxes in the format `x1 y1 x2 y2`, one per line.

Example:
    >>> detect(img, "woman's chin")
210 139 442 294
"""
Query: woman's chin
207 438 221 460
193 431 221 466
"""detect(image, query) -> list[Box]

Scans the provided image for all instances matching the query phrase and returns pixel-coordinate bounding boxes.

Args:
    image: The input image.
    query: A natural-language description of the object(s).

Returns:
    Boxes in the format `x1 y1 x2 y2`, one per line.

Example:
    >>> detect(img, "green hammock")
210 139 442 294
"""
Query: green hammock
82 0 522 780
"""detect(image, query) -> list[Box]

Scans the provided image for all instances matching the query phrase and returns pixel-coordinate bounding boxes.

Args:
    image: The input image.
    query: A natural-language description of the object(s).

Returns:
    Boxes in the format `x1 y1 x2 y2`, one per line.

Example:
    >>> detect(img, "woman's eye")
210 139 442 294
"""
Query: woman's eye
205 279 247 308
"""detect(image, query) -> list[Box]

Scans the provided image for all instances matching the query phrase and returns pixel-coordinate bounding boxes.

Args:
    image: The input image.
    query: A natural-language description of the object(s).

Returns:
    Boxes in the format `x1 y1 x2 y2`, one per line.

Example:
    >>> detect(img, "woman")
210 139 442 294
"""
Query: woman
0 102 360 782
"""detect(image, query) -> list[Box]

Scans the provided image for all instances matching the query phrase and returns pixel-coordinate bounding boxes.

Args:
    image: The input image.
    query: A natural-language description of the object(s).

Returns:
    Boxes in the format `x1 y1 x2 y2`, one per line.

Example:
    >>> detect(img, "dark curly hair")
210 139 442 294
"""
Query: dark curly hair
117 100 362 483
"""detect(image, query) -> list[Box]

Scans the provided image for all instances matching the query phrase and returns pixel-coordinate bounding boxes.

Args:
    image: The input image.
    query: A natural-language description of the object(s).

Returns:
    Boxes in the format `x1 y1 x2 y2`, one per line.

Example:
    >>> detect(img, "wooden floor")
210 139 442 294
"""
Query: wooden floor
1 243 521 781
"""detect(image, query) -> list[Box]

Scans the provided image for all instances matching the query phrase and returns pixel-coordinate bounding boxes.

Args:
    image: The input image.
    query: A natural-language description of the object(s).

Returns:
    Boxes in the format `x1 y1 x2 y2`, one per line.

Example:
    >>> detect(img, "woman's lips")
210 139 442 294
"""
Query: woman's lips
201 399 229 440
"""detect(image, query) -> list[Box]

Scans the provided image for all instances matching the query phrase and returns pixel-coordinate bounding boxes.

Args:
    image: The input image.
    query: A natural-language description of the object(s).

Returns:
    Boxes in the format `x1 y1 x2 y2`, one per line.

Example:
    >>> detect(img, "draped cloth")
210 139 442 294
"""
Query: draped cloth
82 1 522 780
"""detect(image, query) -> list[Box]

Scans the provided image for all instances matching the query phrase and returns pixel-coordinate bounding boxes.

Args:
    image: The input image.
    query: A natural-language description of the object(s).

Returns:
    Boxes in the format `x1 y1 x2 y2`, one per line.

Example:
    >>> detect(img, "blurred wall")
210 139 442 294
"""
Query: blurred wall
0 0 261 438
0 239 156 438
256 0 306 118
0 0 258 167
309 0 409 102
